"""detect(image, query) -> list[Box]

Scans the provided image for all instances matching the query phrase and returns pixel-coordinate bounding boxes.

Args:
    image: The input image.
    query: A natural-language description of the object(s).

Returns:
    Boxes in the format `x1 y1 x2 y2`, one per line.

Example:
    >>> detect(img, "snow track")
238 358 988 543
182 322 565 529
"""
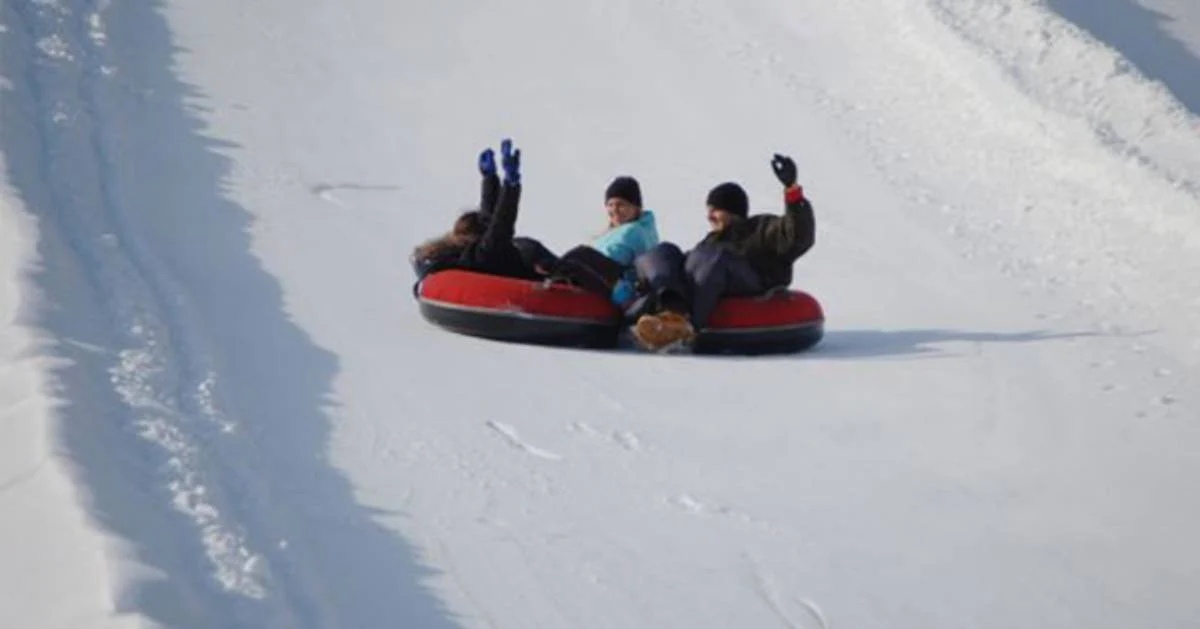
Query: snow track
2 1 450 627
5 0 284 623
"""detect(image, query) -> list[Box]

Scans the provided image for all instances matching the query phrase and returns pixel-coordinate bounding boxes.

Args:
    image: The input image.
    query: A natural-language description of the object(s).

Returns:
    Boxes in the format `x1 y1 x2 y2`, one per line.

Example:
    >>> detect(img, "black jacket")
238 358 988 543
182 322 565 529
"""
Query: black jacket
413 175 542 281
695 187 815 289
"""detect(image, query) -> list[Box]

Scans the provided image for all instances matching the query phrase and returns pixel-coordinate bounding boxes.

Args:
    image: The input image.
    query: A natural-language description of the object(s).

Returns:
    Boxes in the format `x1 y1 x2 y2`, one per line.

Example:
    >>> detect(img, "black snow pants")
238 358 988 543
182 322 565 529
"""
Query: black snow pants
630 242 764 329
513 238 626 297
512 237 557 273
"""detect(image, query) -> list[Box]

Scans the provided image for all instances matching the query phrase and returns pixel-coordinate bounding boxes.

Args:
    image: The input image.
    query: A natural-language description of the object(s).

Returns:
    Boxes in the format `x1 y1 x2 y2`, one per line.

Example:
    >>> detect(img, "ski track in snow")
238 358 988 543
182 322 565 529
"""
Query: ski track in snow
9 0 274 607
0 2 447 627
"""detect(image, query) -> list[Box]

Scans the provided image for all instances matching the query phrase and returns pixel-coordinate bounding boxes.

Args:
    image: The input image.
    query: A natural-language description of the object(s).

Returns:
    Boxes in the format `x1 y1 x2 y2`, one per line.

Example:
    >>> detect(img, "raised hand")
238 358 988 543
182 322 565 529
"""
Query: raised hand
478 147 496 177
771 153 798 188
501 138 521 185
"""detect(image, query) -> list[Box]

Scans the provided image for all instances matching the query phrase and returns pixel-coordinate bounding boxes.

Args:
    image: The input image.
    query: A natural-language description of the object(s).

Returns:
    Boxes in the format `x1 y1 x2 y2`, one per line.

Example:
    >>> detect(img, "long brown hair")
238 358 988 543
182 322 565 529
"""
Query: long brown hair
412 210 486 262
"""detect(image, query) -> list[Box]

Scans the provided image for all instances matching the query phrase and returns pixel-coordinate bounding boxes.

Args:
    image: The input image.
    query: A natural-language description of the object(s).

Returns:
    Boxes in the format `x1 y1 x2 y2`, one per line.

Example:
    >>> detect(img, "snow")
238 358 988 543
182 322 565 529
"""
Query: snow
0 108 128 628
1049 0 1200 116
2 0 1199 627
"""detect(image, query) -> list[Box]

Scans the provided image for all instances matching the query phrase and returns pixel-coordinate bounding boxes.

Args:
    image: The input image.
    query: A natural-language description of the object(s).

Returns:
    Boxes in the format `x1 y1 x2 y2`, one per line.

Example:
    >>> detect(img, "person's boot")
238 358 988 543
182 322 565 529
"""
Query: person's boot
632 311 696 352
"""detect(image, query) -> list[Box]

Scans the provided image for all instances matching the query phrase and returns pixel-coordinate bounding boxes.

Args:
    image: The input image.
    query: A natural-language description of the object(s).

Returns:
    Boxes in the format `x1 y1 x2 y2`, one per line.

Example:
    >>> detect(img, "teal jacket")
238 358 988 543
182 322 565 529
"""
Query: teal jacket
591 210 659 266
590 210 659 305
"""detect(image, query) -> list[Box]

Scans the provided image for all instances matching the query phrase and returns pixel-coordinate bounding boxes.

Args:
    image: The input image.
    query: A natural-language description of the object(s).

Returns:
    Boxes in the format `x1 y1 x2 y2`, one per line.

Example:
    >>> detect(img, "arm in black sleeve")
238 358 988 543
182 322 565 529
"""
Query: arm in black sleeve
759 186 815 259
479 173 501 223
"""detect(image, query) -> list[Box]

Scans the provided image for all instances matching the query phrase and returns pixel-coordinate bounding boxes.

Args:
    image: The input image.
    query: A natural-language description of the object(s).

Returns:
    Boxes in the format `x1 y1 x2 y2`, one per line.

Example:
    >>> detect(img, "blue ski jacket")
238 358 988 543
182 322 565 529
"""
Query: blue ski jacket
590 210 660 266
590 210 659 304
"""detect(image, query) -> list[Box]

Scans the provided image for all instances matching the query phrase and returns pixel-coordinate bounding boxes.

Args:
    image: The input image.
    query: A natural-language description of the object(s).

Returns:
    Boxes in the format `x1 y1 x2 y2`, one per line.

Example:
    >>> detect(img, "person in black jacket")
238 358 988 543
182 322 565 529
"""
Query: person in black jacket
627 153 816 351
411 138 544 281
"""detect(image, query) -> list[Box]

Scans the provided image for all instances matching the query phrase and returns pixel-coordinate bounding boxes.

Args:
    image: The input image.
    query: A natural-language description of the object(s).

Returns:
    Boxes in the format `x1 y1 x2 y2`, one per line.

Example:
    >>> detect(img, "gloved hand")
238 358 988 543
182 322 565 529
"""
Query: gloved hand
478 147 496 177
612 278 637 307
501 138 521 185
771 153 797 188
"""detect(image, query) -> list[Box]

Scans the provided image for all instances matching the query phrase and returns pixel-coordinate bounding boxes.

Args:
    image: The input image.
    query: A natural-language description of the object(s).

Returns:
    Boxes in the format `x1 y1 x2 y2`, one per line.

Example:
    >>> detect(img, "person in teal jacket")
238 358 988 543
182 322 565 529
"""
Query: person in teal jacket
592 176 660 263
523 176 660 305
589 176 660 304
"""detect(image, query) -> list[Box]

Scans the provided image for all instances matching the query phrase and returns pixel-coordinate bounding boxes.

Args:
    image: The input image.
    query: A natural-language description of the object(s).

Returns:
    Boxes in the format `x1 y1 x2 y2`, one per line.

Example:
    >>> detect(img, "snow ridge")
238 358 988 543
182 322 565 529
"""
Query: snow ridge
4 1 457 626
8 0 277 615
927 0 1200 199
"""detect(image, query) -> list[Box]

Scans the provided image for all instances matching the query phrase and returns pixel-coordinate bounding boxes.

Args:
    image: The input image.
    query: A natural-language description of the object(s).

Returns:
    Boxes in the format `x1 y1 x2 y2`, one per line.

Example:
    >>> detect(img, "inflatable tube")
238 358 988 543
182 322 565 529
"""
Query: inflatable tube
694 289 825 355
416 270 623 348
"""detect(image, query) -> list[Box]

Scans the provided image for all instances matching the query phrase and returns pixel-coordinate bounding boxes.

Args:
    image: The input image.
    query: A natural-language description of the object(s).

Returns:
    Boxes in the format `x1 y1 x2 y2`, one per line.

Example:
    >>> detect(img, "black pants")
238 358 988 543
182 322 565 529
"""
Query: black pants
513 238 625 297
513 236 559 273
631 242 764 329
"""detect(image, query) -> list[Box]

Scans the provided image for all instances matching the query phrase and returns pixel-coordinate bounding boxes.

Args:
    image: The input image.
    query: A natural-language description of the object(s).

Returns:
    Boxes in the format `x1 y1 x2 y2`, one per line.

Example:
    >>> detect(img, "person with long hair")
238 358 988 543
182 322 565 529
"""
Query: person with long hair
411 138 542 281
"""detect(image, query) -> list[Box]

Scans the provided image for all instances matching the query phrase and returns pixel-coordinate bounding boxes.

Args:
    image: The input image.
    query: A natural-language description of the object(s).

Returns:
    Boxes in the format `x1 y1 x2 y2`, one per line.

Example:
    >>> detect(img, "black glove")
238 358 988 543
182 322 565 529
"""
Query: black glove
771 153 797 188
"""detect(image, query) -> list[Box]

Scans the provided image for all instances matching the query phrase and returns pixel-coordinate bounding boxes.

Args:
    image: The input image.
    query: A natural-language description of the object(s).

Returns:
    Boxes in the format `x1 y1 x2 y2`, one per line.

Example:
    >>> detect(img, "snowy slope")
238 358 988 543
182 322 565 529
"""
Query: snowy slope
2 0 1199 628
0 147 129 628
1049 0 1200 116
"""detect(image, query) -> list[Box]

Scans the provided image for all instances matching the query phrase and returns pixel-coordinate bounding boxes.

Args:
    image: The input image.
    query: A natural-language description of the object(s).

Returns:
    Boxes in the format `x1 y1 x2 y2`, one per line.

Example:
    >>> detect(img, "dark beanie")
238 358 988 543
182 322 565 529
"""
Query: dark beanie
706 182 748 218
605 176 642 207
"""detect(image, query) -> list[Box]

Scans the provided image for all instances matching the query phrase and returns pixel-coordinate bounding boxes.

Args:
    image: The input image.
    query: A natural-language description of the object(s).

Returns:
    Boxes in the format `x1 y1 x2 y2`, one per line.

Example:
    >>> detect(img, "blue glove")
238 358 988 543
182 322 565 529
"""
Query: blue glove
611 278 636 306
478 148 496 177
500 138 521 185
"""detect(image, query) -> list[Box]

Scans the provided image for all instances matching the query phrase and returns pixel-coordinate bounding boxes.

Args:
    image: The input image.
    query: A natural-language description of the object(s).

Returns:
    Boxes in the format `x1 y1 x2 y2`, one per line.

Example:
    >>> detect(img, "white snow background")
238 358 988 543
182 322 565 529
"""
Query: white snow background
2 0 1199 627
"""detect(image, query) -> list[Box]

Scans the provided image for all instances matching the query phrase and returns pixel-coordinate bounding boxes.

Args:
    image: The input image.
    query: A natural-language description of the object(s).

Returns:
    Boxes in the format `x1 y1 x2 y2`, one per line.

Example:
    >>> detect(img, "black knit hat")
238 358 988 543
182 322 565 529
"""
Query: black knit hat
605 176 642 207
706 182 748 218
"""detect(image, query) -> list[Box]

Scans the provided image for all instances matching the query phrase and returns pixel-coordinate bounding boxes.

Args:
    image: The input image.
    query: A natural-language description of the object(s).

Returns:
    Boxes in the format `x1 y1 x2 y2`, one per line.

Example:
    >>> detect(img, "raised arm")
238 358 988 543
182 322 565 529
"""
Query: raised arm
759 154 815 259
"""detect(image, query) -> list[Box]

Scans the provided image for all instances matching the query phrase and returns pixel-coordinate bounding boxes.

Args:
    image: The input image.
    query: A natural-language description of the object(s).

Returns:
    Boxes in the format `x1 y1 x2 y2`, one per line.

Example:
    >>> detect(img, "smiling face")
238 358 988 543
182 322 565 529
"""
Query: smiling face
606 198 640 228
707 206 738 233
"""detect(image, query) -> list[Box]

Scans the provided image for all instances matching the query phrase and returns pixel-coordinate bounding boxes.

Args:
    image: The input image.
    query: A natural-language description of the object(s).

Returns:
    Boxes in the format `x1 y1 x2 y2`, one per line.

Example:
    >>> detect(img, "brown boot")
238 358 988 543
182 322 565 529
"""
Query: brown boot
632 311 696 352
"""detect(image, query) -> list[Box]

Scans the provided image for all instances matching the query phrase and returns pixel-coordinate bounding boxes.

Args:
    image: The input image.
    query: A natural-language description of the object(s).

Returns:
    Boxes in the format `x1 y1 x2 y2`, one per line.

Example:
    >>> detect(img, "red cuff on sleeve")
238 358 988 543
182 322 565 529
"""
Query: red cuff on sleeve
785 185 805 204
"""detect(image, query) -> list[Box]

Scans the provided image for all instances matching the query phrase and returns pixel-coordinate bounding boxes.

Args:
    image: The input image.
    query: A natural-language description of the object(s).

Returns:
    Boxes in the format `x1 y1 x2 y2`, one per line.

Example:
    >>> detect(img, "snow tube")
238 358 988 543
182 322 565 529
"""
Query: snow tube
693 289 825 355
416 269 623 348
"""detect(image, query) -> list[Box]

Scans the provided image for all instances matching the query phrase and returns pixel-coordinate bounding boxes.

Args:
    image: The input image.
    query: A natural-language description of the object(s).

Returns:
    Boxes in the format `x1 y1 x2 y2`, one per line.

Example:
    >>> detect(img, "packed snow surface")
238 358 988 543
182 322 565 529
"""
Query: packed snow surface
2 0 1199 627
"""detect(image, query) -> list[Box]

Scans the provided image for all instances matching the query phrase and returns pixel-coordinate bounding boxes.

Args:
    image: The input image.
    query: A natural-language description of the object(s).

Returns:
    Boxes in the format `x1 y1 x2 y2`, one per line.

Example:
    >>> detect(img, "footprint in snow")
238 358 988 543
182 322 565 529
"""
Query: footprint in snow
612 430 641 452
1154 394 1178 407
571 421 641 452
669 493 785 537
487 421 561 461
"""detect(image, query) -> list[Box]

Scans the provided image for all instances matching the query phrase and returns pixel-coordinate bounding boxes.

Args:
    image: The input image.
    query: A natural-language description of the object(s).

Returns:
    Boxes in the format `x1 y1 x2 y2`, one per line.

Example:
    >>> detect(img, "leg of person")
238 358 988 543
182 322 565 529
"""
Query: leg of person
629 243 697 351
630 243 689 315
552 245 627 295
513 236 559 274
684 244 765 330
468 182 545 280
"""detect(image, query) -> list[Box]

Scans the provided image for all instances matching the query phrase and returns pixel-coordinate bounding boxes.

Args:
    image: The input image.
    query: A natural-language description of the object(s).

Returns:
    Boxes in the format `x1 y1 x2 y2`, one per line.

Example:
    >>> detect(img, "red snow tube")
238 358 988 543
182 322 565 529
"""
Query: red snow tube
416 270 623 348
694 289 825 355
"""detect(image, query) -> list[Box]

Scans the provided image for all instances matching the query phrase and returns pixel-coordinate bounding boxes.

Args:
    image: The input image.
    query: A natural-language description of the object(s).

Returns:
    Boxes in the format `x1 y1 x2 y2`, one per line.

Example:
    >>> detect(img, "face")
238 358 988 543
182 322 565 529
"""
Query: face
707 206 738 232
606 198 640 227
